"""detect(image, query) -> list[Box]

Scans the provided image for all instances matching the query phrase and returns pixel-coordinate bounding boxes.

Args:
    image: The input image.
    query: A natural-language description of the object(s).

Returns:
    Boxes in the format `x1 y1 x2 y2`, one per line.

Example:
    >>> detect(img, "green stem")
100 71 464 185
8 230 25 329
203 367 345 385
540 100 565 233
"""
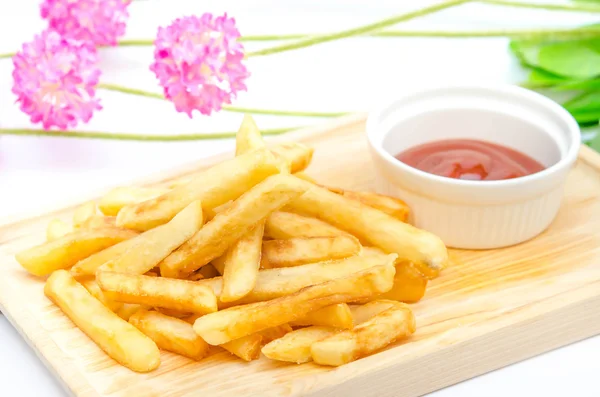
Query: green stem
246 0 470 57
0 126 297 141
97 83 348 117
480 0 600 13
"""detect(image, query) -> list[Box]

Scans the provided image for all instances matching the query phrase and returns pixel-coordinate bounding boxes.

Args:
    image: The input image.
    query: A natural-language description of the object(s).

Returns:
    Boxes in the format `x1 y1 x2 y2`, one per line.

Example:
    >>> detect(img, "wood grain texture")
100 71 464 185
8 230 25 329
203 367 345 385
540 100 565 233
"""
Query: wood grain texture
1 113 600 397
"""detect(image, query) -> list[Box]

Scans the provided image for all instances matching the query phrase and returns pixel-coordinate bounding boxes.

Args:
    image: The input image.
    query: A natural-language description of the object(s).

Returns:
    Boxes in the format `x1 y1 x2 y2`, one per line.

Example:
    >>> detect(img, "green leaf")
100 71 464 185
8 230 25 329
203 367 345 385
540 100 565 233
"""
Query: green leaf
538 40 600 79
563 91 600 110
553 78 600 91
527 68 568 88
510 40 542 68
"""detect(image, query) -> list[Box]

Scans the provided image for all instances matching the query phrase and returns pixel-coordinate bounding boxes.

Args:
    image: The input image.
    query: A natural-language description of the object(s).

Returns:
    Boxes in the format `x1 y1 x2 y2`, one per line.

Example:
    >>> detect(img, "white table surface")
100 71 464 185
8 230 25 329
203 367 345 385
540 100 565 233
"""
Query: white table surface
1 0 599 396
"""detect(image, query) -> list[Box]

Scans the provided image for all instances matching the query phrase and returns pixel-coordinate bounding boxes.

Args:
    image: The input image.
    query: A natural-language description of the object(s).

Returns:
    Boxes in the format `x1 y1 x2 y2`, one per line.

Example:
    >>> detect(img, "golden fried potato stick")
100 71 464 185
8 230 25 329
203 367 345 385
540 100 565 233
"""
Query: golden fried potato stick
116 149 280 231
293 172 317 183
199 253 397 308
264 211 348 239
258 324 292 344
160 174 310 278
44 270 160 372
129 310 210 361
220 115 267 302
269 142 314 173
287 182 447 276
349 300 397 324
340 190 410 223
16 228 138 277
379 261 428 303
261 236 361 268
79 215 116 229
221 334 263 361
99 186 169 216
100 200 204 275
80 279 123 312
262 326 339 364
73 201 97 228
311 301 416 366
193 264 395 345
116 304 147 321
46 219 72 241
97 271 217 314
290 303 353 329
70 236 142 278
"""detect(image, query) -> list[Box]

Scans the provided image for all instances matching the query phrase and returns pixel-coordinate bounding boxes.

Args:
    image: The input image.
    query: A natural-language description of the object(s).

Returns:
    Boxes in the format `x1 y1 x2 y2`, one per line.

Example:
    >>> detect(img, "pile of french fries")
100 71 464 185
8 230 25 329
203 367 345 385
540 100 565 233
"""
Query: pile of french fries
16 115 448 373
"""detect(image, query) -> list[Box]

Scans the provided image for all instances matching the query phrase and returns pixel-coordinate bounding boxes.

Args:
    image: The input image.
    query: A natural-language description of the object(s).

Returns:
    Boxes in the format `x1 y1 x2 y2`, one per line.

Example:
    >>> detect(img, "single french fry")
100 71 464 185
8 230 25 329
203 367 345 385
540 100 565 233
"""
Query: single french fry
79 215 116 229
193 264 395 345
269 143 314 173
73 201 97 228
97 271 217 314
258 324 293 344
154 308 191 318
261 236 361 268
220 117 267 302
221 334 263 361
379 261 428 303
290 303 353 329
349 300 397 325
116 149 280 231
221 223 264 302
44 270 160 372
287 183 447 276
16 228 138 277
98 186 169 216
293 172 317 184
70 236 142 278
129 310 210 361
100 201 204 275
160 174 309 278
341 191 410 223
311 301 416 366
264 211 348 239
198 253 398 308
46 219 72 241
80 279 123 312
117 304 147 321
187 272 204 281
262 326 339 364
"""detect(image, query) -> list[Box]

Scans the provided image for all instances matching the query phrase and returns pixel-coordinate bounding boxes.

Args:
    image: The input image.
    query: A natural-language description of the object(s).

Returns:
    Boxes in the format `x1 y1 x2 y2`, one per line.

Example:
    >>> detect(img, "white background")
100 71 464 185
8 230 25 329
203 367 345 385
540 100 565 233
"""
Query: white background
1 0 599 396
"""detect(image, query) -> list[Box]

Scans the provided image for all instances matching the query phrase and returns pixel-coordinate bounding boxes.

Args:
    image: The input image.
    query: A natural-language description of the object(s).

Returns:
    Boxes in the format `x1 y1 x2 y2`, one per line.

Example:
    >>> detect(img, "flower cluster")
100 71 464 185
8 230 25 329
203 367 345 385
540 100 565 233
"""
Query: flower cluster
150 14 249 116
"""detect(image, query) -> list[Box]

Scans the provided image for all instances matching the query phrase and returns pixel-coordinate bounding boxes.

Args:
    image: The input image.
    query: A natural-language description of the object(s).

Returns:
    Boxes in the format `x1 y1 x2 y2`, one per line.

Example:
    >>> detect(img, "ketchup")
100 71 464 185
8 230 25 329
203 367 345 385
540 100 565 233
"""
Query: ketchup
396 139 545 181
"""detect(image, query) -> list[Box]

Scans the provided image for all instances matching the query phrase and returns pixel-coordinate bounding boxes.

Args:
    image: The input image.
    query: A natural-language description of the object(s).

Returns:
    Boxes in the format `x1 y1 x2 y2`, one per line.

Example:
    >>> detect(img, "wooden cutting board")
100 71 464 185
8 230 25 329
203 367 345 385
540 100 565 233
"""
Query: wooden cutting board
1 114 600 397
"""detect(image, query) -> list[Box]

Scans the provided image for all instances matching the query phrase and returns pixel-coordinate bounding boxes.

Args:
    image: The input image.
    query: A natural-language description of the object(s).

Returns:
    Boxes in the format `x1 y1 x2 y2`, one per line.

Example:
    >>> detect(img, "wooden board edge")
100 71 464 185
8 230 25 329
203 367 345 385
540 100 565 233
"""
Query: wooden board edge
0 278 100 397
307 292 600 397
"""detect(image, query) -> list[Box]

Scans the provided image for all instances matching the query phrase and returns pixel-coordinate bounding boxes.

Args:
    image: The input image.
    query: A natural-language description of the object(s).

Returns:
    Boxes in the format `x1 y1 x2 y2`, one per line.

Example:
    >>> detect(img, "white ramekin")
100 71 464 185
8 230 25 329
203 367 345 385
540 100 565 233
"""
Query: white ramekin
366 85 581 249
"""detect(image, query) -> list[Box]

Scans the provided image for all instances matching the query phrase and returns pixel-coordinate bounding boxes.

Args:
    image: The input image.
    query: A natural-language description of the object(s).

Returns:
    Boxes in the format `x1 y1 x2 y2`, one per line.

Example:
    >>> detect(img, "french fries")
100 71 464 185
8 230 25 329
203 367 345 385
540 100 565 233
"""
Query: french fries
290 303 353 329
221 334 263 361
45 270 160 372
116 148 281 231
261 236 361 268
339 190 410 223
264 211 348 239
193 264 395 345
16 228 138 276
73 201 97 228
311 301 415 366
129 310 210 361
97 271 217 314
220 116 267 302
287 183 448 276
293 172 317 183
262 326 339 364
100 200 203 275
259 324 293 344
99 186 169 216
350 300 397 324
46 219 72 241
80 279 123 312
117 304 147 321
269 143 314 173
79 215 116 229
379 261 428 303
198 253 398 307
70 236 142 278
160 174 310 278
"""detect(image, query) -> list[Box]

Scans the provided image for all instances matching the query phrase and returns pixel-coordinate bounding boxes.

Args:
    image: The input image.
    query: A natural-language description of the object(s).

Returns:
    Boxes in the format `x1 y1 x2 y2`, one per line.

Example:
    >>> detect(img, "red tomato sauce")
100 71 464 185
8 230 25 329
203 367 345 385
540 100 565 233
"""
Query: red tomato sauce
395 139 545 181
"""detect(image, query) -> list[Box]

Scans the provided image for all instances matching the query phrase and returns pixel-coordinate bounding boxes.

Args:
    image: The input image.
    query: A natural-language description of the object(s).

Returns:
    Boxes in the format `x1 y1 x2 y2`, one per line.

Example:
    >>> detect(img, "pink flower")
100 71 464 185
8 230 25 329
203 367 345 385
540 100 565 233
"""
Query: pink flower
150 14 250 117
40 0 131 46
12 30 102 130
